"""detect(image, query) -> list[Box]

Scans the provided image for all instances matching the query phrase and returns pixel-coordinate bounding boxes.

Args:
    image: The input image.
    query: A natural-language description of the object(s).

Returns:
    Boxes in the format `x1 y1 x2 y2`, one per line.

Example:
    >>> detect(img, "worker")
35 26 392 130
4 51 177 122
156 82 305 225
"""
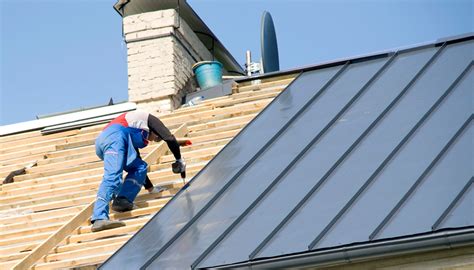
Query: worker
91 110 185 232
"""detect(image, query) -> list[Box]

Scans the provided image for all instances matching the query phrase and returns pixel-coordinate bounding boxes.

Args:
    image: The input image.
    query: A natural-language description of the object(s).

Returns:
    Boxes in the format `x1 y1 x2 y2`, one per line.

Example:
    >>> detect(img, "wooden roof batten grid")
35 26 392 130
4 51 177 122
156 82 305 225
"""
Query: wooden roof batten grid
0 76 295 269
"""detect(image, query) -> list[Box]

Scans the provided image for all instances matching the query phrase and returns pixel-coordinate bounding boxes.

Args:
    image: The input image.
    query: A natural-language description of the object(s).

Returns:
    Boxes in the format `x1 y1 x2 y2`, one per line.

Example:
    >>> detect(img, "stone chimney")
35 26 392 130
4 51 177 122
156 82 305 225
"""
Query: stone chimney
123 9 213 113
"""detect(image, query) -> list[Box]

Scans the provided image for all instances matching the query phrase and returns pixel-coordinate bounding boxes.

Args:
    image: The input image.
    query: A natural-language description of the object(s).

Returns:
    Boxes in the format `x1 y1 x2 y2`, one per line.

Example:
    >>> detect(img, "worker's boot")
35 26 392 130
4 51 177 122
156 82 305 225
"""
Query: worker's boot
91 219 125 232
112 196 134 212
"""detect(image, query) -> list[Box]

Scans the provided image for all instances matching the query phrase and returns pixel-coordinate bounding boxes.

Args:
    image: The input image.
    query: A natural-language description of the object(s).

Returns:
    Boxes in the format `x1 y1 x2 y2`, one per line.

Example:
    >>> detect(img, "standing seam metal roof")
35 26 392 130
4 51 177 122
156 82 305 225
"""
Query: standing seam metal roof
101 34 474 269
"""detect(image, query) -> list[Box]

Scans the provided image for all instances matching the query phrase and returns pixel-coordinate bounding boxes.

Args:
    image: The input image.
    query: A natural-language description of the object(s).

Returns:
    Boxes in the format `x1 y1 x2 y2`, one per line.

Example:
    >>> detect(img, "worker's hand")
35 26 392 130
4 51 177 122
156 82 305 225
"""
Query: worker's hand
172 158 186 174
176 138 192 146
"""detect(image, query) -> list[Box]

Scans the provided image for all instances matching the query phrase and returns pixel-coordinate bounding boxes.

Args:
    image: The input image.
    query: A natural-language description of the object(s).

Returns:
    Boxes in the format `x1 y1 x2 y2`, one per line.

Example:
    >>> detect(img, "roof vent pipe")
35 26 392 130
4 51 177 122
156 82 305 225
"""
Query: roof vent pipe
246 50 252 76
245 50 261 76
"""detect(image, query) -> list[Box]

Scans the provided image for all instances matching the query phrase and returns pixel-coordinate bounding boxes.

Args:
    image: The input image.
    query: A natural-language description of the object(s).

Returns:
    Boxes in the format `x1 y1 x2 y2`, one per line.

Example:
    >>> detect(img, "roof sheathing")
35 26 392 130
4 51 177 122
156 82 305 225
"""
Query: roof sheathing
100 34 474 269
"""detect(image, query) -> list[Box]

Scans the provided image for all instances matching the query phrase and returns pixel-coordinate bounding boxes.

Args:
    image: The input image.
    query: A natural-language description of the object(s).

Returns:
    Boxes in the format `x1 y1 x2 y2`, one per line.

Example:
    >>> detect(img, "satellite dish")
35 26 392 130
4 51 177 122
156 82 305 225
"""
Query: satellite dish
261 11 280 73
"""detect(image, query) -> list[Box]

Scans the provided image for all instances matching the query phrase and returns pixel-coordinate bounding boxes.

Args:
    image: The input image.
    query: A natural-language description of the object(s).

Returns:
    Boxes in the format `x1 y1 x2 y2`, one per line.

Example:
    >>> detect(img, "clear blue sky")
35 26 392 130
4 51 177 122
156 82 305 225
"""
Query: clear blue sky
0 0 472 126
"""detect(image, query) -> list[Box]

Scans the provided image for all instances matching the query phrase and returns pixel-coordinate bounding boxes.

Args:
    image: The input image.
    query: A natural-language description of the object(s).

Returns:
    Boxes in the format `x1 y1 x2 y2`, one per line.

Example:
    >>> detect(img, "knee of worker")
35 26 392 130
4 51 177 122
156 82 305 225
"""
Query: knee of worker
126 159 148 177
102 152 125 182
125 170 147 187
101 165 124 188
136 161 148 175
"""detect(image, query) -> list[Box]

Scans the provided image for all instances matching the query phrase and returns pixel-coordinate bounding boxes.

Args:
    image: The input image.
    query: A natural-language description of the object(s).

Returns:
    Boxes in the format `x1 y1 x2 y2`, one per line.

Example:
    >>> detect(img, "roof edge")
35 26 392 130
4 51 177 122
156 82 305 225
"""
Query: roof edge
236 32 474 84
210 227 474 269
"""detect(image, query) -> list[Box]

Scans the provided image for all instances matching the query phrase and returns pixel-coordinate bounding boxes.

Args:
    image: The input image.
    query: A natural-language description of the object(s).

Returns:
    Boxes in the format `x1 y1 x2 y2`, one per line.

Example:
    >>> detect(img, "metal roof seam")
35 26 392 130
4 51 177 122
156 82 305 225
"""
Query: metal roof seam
191 55 397 269
371 114 472 239
245 64 354 260
249 44 449 258
308 42 450 250
367 60 472 241
432 176 474 230
297 53 400 250
140 64 350 269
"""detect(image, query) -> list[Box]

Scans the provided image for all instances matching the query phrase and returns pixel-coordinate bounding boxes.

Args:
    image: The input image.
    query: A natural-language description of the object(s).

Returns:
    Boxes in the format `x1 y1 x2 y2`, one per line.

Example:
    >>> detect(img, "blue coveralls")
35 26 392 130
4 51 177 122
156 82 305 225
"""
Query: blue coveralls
92 124 149 221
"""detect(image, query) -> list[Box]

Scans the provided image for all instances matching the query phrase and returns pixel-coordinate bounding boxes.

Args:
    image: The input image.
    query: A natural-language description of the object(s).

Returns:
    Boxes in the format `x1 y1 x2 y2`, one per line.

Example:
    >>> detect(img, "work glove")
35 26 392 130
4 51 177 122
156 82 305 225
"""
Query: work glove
172 158 186 174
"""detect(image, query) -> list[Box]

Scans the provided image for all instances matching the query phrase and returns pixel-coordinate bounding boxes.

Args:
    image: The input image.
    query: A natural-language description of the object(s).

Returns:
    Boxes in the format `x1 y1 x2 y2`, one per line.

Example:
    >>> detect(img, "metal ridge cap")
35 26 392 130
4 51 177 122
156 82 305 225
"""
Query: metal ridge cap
209 227 474 269
235 51 392 83
235 32 474 84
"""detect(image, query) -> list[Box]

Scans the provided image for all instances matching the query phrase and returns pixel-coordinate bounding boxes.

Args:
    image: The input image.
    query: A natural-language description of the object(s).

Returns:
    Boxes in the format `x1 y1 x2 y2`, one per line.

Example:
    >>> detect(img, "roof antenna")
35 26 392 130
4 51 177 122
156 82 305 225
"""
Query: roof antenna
261 11 280 73
245 50 260 76
108 98 114 106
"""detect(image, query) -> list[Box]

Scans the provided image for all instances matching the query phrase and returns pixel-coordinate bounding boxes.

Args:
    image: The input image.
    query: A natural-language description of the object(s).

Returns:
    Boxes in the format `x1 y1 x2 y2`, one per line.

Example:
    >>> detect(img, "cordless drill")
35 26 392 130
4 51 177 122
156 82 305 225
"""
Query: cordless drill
181 171 186 184
172 159 186 185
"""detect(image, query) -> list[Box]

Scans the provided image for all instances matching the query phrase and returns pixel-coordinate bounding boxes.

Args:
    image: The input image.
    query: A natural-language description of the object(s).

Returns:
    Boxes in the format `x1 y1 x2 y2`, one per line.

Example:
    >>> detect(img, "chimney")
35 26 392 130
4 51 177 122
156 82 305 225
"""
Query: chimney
123 9 213 113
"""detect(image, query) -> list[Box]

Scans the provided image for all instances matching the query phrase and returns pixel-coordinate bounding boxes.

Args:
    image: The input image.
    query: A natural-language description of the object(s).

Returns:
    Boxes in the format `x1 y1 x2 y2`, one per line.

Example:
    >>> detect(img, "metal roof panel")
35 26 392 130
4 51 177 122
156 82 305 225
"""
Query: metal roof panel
318 66 473 249
258 41 473 256
100 35 474 270
148 57 388 269
376 68 473 239
199 45 440 267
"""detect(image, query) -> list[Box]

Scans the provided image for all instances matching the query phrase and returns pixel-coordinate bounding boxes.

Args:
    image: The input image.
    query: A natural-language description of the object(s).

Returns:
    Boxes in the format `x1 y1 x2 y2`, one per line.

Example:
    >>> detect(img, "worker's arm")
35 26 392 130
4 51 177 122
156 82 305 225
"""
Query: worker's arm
147 114 186 176
147 114 182 160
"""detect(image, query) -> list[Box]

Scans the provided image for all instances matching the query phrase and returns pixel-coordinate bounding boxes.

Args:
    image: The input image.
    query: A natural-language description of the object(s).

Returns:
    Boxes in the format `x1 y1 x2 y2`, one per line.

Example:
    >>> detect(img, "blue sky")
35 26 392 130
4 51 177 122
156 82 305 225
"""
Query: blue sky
0 0 472 126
